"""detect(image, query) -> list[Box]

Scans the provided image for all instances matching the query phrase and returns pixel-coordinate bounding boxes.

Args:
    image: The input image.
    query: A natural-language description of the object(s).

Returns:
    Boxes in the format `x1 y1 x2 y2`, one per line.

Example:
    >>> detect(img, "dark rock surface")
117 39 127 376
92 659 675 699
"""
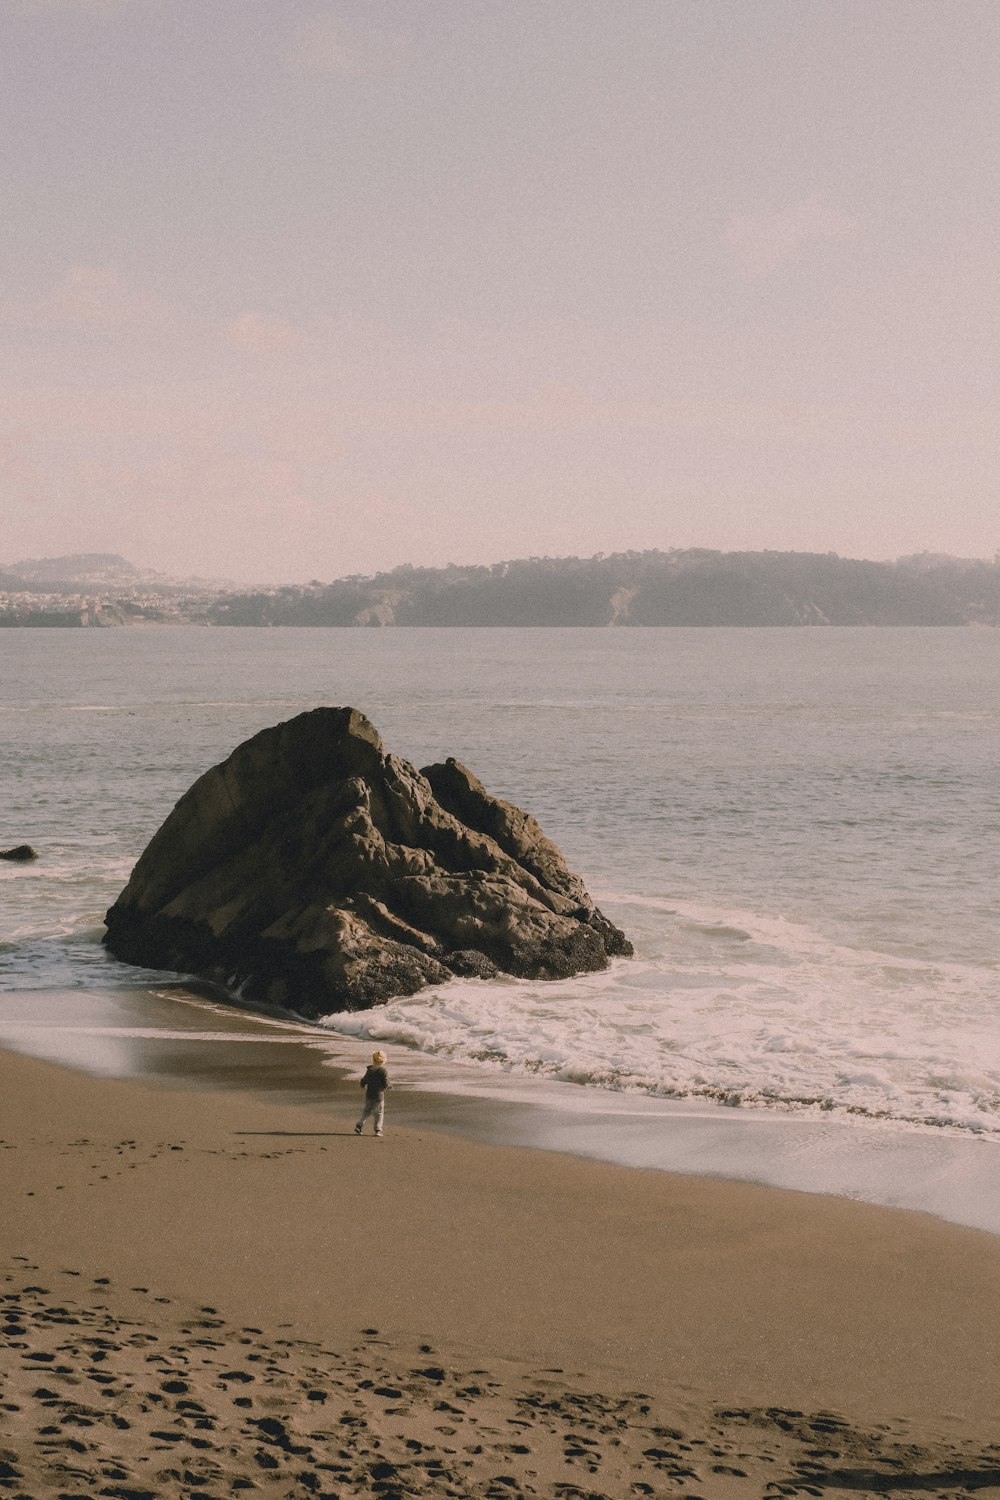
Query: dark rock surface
0 844 38 861
103 708 631 1017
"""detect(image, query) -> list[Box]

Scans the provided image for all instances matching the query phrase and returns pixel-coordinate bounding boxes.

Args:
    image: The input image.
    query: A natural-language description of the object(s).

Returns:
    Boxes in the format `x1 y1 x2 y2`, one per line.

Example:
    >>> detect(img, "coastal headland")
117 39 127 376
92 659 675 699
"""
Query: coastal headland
3 548 1000 627
4 1044 1000 1498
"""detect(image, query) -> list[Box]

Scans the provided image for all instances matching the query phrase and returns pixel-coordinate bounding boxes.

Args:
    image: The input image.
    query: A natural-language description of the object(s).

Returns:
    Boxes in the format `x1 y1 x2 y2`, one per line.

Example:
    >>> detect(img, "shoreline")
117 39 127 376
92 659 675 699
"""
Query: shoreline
5 1045 1000 1497
6 1040 1000 1417
3 981 1000 1237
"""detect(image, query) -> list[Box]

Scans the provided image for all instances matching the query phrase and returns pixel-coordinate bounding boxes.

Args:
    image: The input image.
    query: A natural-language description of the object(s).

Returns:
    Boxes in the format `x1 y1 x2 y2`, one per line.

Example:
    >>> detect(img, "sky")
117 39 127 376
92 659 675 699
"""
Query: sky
2 0 998 583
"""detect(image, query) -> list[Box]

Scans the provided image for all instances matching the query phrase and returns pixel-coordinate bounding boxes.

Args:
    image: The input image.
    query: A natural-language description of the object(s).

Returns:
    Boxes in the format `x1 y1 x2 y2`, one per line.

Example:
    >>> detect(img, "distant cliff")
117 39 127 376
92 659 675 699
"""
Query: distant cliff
3 549 1000 627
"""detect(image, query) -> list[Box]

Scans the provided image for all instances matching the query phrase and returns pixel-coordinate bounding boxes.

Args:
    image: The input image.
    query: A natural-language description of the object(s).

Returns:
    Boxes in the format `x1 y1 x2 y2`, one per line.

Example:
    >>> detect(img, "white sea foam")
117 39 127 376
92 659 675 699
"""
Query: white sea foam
319 892 1000 1137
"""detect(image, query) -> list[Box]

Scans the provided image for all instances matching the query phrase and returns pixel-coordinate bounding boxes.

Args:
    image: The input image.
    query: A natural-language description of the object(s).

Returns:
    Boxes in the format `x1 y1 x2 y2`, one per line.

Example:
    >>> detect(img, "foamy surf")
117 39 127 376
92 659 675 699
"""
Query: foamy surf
318 892 1000 1138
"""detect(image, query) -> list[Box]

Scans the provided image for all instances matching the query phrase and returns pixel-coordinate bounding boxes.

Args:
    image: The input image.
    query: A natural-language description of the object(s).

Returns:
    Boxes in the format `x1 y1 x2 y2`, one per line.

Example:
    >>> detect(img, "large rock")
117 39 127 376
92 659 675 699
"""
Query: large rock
103 708 631 1018
0 845 38 861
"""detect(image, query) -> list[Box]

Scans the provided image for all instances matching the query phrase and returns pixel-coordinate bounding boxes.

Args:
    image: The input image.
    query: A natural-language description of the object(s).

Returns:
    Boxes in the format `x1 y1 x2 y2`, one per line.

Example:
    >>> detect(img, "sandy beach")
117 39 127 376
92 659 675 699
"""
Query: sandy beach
4 1045 1000 1499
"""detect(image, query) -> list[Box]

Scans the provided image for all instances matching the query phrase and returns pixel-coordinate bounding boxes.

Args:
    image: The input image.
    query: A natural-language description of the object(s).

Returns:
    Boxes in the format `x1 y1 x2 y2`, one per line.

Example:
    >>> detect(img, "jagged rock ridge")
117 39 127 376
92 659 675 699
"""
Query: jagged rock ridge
103 708 632 1017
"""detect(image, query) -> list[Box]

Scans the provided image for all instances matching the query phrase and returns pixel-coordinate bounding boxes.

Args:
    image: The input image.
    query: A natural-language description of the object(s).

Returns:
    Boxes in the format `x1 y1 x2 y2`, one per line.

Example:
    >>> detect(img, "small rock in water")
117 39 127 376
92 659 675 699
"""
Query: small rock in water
0 844 38 861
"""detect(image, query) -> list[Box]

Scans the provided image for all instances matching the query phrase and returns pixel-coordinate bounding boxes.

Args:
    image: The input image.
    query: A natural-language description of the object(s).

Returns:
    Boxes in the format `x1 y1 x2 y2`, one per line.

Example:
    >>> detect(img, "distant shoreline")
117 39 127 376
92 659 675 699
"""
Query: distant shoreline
3 546 999 626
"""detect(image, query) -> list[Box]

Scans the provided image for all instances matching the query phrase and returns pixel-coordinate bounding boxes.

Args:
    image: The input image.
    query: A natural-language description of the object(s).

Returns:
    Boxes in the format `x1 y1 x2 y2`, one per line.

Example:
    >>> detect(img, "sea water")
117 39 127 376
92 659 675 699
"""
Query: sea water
2 627 999 1222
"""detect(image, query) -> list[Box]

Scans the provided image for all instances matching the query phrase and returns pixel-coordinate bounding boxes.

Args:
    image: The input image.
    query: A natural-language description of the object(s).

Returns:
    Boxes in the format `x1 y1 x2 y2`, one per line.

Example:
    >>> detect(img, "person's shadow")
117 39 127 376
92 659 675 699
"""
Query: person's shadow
234 1129 357 1138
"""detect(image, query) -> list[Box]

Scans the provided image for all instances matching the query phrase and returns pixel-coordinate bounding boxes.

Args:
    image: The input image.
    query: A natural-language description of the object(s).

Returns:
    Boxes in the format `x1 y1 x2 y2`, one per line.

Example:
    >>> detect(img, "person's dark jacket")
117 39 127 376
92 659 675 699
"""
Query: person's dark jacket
361 1065 389 1099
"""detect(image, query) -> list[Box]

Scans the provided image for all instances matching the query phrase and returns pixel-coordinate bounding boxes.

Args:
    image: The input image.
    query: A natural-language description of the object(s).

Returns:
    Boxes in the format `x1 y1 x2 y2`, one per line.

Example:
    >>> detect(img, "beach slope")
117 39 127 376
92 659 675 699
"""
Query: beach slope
3 1046 1000 1498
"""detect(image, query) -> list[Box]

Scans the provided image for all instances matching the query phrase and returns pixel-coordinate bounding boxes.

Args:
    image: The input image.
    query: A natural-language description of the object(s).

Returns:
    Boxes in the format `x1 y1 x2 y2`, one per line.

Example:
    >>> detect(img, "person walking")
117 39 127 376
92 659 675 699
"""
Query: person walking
355 1050 389 1137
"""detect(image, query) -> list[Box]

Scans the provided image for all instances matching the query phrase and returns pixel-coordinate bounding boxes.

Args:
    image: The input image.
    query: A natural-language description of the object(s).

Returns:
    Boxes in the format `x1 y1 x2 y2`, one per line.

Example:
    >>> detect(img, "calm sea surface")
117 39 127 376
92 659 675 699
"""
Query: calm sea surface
3 627 1000 1204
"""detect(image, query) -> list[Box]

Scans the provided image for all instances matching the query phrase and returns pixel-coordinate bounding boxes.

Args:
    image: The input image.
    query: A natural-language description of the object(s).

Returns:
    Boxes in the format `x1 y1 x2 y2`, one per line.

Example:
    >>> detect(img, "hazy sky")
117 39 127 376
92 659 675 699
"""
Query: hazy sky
3 0 998 582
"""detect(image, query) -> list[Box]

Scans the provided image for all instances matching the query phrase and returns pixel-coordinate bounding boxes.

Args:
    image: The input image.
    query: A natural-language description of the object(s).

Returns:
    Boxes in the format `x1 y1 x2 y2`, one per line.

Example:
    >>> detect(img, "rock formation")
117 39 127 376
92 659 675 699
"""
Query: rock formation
0 845 38 861
103 708 631 1018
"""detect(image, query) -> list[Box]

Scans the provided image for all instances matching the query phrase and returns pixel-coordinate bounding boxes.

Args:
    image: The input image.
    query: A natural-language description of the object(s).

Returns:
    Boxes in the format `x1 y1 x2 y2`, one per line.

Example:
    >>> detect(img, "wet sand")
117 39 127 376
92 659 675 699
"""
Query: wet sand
3 983 1000 1235
4 1045 1000 1498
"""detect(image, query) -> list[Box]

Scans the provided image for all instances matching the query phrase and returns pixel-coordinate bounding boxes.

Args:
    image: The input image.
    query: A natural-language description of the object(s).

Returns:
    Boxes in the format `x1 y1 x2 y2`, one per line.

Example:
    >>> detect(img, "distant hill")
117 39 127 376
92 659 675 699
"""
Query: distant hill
4 553 141 587
2 548 999 626
1 552 228 590
206 549 1000 628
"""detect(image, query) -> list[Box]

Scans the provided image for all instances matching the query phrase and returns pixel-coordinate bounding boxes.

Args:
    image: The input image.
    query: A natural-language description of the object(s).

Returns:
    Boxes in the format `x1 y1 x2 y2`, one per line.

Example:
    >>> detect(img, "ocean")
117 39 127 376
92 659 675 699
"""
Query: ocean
3 626 1000 1227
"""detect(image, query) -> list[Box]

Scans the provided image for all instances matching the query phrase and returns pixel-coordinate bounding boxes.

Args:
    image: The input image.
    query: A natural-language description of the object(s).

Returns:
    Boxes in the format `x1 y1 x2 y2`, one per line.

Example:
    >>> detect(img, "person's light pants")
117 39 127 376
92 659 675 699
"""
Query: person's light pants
357 1094 384 1134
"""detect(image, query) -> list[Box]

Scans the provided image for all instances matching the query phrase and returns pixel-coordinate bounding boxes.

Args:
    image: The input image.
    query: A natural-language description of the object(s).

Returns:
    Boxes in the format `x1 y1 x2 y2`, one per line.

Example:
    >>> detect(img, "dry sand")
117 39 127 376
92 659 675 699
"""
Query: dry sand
3 1045 1000 1499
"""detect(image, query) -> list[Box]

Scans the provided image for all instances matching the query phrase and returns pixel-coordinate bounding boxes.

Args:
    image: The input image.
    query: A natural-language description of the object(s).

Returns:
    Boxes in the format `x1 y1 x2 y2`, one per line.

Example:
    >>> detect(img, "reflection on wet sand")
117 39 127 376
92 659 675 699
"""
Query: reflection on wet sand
0 983 355 1101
